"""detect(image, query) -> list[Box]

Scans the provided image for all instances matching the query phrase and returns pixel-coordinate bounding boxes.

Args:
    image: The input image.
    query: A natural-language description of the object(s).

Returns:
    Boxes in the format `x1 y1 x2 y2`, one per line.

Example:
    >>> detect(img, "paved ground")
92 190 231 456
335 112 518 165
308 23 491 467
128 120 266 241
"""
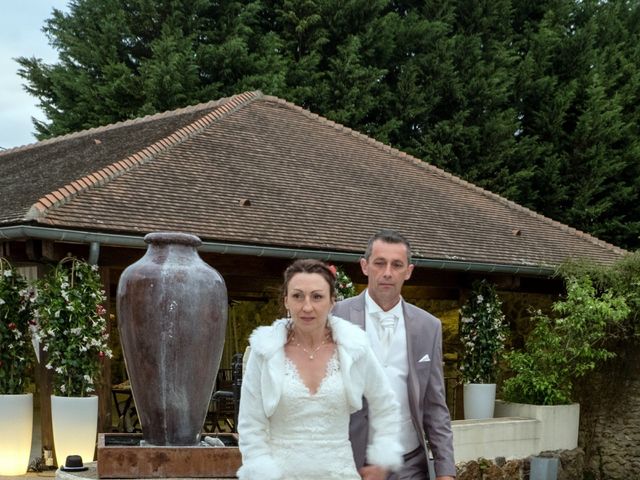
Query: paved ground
2 471 57 480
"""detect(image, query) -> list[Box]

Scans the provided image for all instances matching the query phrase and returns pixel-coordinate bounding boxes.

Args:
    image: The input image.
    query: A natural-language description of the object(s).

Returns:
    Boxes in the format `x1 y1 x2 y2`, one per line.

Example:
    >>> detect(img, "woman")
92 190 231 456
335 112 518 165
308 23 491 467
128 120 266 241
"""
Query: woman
237 259 403 480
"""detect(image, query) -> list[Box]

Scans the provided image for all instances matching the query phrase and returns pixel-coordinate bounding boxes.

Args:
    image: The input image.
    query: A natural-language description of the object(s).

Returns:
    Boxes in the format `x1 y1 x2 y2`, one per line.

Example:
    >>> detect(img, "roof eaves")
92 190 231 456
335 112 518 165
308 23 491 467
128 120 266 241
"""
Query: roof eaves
24 91 263 222
0 224 556 276
262 94 627 258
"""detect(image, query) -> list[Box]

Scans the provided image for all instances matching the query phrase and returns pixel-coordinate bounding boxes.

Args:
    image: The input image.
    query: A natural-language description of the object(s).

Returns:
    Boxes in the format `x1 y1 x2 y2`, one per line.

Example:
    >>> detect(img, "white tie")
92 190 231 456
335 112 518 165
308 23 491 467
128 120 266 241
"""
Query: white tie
378 313 397 356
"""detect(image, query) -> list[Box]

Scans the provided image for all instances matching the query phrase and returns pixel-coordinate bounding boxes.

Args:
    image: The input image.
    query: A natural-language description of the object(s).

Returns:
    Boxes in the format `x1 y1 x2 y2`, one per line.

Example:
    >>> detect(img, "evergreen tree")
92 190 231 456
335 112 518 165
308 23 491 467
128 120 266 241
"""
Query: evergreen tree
15 0 640 249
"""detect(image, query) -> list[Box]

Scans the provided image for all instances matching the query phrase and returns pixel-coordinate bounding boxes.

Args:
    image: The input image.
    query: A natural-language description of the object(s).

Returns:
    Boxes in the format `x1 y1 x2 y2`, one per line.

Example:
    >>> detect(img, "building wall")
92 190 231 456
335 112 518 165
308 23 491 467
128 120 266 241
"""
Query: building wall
579 344 640 479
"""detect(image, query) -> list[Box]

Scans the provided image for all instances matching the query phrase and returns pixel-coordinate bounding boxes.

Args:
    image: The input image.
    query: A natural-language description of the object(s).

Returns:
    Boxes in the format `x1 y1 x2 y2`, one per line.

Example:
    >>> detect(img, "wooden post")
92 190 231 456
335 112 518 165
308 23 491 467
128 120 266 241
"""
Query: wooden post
36 349 55 465
98 267 113 433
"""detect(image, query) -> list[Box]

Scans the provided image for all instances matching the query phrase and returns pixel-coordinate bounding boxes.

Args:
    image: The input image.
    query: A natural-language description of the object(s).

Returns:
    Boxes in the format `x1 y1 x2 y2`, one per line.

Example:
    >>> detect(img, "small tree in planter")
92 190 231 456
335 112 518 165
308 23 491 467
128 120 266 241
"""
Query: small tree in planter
33 257 112 397
496 275 629 451
32 257 113 465
459 279 507 419
0 258 36 475
0 259 35 394
502 275 628 406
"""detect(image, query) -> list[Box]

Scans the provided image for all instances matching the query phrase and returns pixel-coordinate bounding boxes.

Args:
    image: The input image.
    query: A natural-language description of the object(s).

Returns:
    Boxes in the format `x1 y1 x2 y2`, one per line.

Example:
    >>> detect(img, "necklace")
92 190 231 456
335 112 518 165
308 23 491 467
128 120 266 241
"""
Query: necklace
291 332 330 360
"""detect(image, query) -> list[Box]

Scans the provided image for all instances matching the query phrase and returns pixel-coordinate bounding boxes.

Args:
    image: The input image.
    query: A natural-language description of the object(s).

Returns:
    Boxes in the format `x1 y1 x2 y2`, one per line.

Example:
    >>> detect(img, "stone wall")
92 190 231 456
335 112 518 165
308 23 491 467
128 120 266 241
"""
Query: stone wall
456 448 584 480
578 344 640 479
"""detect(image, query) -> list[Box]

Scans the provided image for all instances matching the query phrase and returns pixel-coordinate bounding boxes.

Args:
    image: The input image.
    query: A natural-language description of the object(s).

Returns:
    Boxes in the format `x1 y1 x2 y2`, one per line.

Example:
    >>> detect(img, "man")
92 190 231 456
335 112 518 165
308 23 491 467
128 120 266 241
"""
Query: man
333 229 456 480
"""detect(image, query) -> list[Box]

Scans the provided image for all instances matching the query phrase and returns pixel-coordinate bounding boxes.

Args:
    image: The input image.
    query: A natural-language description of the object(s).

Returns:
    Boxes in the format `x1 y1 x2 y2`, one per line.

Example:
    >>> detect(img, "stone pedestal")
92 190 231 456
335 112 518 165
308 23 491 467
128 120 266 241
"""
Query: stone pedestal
96 434 240 478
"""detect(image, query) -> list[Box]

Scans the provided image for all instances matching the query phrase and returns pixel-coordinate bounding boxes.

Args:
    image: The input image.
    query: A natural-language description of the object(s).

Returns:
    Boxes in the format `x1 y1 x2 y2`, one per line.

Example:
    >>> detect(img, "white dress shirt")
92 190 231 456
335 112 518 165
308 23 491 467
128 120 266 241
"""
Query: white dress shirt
364 291 420 454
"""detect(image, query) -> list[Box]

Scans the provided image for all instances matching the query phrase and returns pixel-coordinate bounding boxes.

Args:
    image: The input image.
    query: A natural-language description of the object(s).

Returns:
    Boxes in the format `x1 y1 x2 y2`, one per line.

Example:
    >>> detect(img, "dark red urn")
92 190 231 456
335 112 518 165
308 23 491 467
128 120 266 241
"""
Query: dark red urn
116 232 228 445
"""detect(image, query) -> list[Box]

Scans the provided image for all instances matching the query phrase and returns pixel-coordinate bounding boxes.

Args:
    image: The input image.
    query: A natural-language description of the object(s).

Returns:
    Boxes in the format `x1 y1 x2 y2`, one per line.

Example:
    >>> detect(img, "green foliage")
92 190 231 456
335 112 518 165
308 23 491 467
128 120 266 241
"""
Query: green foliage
15 0 640 249
0 259 35 394
332 265 356 301
459 280 507 384
560 252 640 340
502 275 629 405
33 257 112 397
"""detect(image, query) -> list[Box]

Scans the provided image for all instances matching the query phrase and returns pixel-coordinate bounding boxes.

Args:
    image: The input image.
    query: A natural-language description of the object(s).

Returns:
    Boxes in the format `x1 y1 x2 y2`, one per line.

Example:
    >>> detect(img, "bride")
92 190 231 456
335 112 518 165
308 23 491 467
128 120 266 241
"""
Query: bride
237 259 403 480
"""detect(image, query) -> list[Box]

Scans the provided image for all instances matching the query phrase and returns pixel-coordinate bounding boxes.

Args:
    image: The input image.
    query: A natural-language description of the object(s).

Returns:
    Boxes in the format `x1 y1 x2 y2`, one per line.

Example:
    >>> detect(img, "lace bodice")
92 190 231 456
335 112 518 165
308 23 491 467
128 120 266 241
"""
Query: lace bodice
267 352 360 479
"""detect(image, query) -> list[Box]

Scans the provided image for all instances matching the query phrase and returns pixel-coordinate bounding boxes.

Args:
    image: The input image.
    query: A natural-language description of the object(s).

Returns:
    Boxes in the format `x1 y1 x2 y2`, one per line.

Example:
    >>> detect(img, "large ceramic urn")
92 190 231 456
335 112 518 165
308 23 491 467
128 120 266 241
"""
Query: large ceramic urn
117 232 227 446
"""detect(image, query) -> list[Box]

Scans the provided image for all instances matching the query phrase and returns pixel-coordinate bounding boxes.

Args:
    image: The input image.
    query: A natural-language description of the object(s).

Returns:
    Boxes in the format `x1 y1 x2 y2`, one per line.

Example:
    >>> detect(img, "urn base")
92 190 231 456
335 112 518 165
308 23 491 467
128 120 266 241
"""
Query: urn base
96 433 240 478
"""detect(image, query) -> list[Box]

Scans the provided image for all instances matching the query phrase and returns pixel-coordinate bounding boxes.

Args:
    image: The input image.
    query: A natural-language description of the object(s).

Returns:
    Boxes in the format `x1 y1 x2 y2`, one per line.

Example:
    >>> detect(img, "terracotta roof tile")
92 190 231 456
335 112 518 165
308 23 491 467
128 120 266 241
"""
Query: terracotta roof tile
0 92 625 268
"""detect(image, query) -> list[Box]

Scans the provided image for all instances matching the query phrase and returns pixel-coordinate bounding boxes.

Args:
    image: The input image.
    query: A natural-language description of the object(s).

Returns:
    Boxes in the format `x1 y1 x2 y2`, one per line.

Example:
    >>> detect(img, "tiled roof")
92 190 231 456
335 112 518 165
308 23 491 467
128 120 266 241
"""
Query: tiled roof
0 91 625 268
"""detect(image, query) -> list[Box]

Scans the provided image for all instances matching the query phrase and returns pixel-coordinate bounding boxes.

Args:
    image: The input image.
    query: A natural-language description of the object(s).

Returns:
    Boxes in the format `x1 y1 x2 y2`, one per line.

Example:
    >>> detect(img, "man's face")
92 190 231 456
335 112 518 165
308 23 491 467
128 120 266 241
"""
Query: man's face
360 240 414 309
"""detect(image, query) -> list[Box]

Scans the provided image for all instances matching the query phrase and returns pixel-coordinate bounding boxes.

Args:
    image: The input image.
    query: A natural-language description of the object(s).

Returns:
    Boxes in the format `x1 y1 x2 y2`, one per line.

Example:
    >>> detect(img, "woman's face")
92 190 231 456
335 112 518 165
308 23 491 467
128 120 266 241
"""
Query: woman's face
284 272 335 334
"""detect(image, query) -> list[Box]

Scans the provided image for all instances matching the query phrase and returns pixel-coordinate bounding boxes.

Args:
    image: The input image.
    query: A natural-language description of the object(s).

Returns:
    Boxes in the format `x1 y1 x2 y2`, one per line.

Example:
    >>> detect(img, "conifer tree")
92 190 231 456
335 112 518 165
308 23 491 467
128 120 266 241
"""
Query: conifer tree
15 0 640 249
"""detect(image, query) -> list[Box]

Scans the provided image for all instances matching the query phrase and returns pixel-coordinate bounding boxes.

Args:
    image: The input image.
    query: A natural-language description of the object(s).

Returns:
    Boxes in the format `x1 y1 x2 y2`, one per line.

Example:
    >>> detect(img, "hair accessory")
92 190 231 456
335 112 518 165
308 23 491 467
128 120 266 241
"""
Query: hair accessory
327 264 338 278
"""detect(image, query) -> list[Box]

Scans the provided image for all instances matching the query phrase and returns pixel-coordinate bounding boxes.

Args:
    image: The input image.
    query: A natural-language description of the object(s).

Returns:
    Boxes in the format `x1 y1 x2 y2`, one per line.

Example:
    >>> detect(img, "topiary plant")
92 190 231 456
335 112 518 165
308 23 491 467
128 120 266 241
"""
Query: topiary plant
459 279 507 384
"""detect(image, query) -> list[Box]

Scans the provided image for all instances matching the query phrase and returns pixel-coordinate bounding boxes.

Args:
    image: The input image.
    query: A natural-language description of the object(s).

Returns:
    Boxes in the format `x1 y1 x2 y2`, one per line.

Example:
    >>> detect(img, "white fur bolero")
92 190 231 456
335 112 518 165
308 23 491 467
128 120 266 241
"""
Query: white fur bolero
236 315 404 480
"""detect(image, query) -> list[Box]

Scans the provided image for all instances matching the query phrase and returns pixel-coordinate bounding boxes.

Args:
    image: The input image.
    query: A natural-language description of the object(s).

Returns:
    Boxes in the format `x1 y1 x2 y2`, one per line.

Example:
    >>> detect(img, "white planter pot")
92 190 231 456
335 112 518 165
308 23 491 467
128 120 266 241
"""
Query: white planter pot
0 393 33 475
494 400 580 451
51 395 98 465
463 383 496 419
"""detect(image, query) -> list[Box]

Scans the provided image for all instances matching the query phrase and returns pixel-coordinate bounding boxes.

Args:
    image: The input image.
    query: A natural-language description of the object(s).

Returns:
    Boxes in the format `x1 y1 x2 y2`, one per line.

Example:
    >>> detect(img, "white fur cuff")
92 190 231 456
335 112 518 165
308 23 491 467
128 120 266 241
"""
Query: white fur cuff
236 455 283 480
366 441 405 471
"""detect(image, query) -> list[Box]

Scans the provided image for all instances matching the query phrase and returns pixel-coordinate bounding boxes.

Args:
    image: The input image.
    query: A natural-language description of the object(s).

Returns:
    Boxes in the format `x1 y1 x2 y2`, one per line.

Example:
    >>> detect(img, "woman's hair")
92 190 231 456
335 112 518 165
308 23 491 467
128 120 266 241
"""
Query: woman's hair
282 259 336 300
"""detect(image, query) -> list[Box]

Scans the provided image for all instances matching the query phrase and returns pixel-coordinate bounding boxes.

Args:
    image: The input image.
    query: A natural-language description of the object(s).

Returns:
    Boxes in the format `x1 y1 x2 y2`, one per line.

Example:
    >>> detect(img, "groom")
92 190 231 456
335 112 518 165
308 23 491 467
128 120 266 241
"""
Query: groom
333 229 456 480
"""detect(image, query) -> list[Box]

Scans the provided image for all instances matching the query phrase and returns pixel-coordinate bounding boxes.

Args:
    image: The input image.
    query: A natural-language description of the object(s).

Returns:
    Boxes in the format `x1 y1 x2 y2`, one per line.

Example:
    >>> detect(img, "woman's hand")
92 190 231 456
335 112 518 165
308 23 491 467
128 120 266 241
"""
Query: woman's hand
358 465 388 480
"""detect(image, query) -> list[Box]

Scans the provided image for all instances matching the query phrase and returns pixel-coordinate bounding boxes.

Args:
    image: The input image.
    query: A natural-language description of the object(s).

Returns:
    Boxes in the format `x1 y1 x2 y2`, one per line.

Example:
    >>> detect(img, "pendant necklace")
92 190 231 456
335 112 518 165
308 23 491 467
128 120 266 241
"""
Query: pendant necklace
292 333 329 360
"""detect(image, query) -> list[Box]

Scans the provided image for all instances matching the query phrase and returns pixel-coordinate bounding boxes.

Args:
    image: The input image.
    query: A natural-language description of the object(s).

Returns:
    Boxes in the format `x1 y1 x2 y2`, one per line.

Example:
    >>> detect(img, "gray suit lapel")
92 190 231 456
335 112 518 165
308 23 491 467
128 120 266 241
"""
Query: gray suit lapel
350 292 367 330
403 302 422 430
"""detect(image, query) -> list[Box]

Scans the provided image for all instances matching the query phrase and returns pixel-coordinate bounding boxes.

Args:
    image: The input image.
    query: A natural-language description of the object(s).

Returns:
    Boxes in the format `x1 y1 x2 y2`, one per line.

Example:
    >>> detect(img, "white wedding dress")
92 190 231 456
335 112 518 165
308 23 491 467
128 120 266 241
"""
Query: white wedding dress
267 353 360 479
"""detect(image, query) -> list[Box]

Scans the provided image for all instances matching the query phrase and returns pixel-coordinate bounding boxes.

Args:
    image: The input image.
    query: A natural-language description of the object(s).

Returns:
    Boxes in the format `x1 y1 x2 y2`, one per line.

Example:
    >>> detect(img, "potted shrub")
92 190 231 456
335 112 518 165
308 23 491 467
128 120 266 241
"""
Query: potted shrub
33 257 112 465
459 279 507 419
0 258 36 475
497 275 629 450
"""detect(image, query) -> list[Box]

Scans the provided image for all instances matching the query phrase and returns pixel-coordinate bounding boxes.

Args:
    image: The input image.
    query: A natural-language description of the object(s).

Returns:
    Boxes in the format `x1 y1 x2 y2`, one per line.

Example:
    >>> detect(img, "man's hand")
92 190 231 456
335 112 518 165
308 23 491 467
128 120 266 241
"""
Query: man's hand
358 465 388 480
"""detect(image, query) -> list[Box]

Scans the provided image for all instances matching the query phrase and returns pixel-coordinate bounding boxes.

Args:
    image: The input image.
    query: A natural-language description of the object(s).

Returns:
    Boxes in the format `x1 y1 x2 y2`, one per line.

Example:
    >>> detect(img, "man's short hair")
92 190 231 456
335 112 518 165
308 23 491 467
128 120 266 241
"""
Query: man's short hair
363 229 412 263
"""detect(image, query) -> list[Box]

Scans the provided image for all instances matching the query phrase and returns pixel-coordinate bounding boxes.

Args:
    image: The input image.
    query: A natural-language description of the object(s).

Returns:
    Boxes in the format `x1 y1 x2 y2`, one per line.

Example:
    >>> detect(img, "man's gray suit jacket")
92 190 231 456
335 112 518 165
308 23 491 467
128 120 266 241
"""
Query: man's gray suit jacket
333 292 456 478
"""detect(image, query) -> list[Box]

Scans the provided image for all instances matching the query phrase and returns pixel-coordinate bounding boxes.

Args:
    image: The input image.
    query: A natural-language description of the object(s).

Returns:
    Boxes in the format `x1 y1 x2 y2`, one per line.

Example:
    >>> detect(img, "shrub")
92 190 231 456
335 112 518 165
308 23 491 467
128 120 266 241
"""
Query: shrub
0 259 35 394
502 275 629 405
459 280 507 384
33 257 112 396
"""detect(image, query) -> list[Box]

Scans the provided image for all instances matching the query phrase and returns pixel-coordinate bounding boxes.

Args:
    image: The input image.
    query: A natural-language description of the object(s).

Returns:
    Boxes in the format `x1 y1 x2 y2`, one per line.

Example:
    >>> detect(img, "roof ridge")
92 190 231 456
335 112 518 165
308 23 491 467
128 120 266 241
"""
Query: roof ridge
25 91 261 220
1 91 261 156
261 94 627 257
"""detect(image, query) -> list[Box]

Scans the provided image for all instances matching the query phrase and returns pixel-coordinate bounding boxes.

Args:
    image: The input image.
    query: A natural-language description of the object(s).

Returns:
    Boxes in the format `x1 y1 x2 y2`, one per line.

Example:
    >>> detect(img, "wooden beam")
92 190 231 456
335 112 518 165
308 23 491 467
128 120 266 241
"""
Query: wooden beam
98 267 113 434
36 349 55 465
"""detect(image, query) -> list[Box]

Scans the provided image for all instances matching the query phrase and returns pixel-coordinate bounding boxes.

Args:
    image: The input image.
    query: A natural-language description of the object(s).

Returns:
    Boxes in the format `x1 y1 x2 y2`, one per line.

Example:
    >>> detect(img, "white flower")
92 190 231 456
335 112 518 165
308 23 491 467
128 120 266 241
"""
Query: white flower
3 269 12 277
45 363 53 370
55 367 64 374
84 375 92 383
0 298 5 305
60 384 66 393
476 295 484 303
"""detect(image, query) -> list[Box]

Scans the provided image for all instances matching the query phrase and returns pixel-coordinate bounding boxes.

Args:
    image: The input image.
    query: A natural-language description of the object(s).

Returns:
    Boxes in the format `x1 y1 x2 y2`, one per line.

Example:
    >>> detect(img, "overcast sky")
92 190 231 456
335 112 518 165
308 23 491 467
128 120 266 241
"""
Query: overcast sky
0 1 69 151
